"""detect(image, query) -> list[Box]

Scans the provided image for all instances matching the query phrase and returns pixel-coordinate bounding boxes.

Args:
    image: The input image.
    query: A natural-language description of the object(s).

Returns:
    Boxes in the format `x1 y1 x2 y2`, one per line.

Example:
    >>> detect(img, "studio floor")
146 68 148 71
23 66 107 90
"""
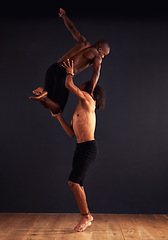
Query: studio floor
0 213 168 240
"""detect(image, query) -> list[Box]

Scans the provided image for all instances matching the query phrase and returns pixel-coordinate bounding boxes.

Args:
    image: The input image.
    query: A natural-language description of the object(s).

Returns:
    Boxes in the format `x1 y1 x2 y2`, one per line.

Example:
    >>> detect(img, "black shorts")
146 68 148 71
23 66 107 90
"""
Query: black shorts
44 63 69 112
69 140 98 186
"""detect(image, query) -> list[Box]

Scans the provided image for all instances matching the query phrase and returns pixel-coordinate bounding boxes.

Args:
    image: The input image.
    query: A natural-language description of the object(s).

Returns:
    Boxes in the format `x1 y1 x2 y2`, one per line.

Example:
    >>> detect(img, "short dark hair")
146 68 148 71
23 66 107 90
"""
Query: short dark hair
84 81 105 110
94 40 110 52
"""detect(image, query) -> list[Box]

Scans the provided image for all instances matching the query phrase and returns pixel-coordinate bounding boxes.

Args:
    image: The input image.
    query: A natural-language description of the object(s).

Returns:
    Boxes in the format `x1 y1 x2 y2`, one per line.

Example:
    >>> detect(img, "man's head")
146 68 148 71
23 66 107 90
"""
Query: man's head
80 81 105 110
94 40 110 58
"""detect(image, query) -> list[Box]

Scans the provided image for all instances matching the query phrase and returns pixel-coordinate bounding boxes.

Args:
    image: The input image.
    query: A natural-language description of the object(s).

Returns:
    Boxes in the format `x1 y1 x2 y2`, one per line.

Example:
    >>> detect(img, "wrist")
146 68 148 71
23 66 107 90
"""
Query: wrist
66 73 74 76
54 113 62 120
57 114 62 119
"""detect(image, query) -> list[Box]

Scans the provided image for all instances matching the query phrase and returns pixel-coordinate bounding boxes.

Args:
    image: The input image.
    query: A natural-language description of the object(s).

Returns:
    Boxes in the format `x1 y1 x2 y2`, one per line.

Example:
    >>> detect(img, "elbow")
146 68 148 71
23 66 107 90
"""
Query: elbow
92 71 99 83
68 127 75 138
68 22 75 31
93 70 100 76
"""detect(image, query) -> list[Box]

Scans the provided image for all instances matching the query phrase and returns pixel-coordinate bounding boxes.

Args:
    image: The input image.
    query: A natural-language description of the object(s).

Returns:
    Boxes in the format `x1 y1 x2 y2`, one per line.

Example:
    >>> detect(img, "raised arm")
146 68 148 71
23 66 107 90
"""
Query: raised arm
59 8 86 43
63 59 86 100
51 112 74 138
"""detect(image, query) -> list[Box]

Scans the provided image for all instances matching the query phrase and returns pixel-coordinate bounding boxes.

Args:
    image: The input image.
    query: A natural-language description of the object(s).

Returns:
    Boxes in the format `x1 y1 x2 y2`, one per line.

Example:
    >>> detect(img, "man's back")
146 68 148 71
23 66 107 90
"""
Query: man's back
58 42 101 75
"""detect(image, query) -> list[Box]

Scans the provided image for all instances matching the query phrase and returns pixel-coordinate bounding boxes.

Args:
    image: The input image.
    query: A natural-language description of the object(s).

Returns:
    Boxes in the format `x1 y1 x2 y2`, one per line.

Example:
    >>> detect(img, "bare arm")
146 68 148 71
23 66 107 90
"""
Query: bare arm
83 49 102 94
90 57 101 94
51 112 74 137
63 60 86 99
59 8 86 43
65 75 86 99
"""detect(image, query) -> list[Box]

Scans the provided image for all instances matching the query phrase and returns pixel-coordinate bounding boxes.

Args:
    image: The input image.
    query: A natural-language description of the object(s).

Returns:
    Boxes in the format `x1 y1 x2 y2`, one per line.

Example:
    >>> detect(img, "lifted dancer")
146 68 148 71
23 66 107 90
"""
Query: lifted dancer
51 59 105 232
30 8 109 113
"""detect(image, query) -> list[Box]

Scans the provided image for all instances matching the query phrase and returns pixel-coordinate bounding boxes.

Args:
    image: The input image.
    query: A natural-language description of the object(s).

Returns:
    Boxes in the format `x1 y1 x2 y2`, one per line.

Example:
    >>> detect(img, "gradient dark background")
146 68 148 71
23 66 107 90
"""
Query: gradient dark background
0 1 168 213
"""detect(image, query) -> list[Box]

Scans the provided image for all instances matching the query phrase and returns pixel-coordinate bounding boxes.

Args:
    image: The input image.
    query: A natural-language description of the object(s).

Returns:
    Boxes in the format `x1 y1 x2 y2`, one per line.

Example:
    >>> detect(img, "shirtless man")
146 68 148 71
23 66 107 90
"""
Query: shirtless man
51 59 105 232
30 8 109 114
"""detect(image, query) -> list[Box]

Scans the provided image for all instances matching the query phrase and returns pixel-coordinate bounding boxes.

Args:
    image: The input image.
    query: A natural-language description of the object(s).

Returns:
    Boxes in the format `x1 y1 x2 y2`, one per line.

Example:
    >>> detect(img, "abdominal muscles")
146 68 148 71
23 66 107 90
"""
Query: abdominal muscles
73 111 96 143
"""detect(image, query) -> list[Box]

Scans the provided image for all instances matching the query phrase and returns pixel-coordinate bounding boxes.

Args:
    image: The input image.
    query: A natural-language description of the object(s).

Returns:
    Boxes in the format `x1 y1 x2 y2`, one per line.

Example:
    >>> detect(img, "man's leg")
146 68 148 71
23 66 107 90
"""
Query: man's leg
68 181 93 232
29 92 61 113
40 96 61 113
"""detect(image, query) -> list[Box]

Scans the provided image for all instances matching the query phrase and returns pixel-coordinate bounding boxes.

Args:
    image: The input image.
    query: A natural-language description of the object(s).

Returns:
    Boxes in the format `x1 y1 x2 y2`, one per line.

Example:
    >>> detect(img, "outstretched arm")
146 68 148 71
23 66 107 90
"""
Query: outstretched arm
51 112 74 137
59 8 86 43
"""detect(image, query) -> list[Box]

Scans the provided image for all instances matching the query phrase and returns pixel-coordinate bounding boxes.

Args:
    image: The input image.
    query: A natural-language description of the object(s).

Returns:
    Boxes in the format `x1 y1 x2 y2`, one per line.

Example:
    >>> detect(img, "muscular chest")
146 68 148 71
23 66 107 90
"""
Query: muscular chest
72 106 95 128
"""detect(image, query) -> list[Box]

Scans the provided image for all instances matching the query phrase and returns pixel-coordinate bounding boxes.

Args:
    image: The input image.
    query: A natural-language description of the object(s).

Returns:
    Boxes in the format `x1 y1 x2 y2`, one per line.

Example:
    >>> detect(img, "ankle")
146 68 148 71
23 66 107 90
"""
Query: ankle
81 212 91 219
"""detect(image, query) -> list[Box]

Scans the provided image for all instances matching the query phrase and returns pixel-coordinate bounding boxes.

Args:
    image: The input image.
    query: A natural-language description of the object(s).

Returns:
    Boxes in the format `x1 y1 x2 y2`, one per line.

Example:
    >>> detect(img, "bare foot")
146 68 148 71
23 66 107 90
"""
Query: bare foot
29 91 47 100
73 214 93 232
33 87 43 96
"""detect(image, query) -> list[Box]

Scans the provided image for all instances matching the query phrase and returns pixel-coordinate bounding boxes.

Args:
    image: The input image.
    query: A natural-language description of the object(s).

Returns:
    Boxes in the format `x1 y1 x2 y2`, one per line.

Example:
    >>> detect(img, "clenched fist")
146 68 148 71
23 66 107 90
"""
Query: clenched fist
58 8 66 18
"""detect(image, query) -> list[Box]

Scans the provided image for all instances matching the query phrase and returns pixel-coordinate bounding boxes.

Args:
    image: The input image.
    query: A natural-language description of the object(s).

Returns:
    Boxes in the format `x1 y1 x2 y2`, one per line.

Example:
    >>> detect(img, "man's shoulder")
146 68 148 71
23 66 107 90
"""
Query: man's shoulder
87 46 98 54
83 46 101 61
88 47 102 61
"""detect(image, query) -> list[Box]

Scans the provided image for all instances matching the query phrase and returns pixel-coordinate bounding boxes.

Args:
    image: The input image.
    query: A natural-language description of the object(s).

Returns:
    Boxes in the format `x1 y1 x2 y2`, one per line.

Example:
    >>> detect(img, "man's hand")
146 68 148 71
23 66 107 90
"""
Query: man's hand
58 8 66 18
62 59 74 76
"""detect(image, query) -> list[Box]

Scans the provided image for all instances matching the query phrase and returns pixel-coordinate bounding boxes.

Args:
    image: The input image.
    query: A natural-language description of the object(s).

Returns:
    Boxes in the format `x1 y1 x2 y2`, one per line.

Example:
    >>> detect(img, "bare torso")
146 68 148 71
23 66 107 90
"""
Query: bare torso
71 92 96 143
57 42 101 75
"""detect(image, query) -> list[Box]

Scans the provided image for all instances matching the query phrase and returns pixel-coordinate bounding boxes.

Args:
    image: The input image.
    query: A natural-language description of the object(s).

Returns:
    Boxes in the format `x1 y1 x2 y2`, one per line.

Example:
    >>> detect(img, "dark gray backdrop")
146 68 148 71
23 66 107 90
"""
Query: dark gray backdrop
0 3 168 213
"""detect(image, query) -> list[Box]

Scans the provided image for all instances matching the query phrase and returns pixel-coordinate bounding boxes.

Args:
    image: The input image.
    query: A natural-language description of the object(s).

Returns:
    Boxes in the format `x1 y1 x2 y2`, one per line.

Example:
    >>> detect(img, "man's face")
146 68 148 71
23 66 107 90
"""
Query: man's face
98 47 110 59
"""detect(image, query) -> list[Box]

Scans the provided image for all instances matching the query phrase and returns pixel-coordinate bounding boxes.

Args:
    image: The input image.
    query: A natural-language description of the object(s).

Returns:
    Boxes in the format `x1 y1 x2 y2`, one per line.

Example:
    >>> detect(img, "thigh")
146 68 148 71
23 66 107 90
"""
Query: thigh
53 80 69 112
44 64 69 112
69 142 98 185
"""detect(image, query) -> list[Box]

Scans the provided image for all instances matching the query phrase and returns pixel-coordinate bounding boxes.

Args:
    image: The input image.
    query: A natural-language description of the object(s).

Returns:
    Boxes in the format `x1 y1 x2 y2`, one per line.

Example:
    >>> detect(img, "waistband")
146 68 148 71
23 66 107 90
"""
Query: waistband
77 140 97 146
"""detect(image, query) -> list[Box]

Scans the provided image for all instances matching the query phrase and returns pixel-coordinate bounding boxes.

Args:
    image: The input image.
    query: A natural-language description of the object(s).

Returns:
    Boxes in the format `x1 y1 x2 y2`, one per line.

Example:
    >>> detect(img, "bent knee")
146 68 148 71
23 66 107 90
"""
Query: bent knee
68 181 79 190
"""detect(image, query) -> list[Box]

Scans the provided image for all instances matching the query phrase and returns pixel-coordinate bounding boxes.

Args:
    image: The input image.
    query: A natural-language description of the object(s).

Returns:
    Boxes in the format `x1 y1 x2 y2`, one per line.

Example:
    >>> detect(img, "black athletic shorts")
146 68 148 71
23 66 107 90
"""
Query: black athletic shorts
44 63 69 112
69 140 98 186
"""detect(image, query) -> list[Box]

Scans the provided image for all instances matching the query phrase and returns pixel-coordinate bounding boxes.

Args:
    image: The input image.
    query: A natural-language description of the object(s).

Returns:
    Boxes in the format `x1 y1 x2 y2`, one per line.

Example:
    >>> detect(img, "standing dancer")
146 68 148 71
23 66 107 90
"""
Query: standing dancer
51 59 105 232
30 8 109 114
